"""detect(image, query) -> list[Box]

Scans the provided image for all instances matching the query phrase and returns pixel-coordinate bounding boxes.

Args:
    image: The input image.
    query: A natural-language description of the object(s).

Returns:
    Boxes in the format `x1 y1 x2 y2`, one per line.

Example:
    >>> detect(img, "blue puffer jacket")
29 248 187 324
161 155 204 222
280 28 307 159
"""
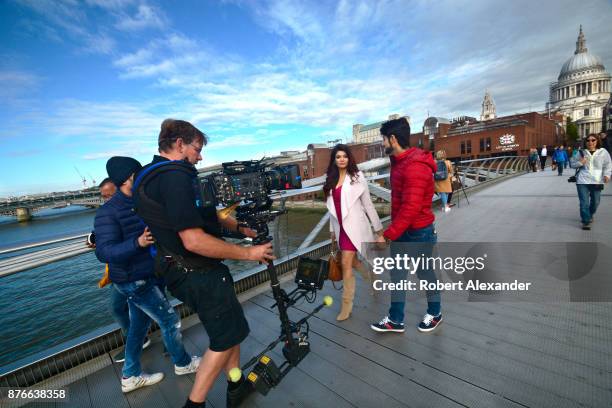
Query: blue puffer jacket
94 191 153 283
553 149 568 162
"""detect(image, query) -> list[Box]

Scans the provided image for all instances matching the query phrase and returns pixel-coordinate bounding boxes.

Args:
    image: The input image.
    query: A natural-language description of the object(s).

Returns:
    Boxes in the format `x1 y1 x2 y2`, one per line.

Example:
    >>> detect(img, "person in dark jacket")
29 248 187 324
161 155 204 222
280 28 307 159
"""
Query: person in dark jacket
95 156 200 393
370 117 442 334
86 178 151 363
528 148 539 172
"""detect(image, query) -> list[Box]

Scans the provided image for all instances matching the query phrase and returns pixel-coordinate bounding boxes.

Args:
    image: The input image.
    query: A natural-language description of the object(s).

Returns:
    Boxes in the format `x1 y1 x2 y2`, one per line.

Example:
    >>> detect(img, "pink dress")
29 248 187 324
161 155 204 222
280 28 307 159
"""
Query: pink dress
332 185 358 251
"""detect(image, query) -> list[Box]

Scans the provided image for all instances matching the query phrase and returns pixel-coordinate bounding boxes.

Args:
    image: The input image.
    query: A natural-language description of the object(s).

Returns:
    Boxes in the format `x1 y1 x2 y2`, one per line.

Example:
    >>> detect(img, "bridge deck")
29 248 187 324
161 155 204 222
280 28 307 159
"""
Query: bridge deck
24 170 612 408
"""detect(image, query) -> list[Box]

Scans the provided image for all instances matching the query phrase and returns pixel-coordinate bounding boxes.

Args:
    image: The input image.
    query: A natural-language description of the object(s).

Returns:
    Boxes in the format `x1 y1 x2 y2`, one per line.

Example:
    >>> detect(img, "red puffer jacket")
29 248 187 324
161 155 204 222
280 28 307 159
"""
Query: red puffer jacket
383 147 436 241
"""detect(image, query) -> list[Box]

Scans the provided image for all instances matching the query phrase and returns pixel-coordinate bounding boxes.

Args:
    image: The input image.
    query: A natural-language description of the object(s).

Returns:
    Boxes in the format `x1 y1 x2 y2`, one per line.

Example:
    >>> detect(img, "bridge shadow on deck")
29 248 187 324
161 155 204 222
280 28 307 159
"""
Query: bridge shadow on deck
31 169 612 408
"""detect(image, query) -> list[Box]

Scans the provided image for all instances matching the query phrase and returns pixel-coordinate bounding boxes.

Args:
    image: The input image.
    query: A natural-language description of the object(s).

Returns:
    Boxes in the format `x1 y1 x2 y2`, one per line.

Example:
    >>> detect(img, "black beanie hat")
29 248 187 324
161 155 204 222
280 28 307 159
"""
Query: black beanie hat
106 156 142 187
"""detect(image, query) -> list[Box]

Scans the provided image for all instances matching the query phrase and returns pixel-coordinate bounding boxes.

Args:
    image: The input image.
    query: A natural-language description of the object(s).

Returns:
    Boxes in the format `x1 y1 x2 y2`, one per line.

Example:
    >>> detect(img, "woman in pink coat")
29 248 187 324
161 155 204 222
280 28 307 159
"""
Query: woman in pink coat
324 144 385 321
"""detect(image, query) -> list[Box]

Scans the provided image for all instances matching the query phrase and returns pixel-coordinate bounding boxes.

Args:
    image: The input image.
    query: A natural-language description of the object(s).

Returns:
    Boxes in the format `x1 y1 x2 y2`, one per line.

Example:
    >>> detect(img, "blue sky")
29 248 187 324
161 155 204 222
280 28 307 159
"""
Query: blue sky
1 0 611 196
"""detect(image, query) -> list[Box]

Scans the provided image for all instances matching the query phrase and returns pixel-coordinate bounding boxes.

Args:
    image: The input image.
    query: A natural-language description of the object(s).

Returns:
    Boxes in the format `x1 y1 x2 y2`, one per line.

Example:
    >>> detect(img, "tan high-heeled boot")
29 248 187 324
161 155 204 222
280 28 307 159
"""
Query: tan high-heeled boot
336 275 356 321
355 262 375 296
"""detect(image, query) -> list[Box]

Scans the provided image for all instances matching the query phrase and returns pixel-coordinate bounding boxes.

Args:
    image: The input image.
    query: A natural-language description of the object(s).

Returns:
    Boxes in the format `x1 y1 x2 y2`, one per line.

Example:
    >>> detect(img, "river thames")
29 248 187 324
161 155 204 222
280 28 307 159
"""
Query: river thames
0 206 330 368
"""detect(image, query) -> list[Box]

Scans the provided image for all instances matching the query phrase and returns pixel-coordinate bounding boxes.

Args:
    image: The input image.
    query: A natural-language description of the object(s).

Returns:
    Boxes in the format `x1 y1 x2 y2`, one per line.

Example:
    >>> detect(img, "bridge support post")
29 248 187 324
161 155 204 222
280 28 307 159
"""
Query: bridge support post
16 207 32 222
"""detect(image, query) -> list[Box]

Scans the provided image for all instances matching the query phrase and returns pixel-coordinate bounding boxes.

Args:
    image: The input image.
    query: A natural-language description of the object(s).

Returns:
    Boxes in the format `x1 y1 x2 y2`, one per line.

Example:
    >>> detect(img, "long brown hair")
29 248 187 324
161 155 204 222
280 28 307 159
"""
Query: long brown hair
323 144 360 199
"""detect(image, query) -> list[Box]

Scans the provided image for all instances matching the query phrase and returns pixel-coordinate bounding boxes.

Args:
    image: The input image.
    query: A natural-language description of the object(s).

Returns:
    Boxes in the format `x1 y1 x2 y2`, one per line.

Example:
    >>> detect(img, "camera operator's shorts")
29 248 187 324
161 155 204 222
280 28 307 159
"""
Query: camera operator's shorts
165 262 250 352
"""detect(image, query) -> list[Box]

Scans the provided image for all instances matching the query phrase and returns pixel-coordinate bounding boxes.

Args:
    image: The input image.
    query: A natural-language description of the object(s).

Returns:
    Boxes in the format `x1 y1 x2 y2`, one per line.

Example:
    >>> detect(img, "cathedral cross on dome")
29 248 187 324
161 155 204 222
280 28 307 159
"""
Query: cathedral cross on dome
575 25 588 55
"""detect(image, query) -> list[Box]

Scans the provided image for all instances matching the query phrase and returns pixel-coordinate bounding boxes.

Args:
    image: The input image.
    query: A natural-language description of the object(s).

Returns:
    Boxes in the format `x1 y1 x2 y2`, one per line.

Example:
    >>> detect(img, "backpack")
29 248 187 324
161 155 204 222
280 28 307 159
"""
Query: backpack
434 160 448 181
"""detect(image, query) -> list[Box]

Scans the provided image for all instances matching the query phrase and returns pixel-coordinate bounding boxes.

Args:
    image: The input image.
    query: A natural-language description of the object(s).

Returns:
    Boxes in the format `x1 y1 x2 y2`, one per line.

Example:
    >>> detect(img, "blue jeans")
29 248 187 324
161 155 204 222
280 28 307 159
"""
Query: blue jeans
439 192 448 207
114 279 191 377
388 224 440 323
576 184 602 224
556 161 565 175
110 285 130 337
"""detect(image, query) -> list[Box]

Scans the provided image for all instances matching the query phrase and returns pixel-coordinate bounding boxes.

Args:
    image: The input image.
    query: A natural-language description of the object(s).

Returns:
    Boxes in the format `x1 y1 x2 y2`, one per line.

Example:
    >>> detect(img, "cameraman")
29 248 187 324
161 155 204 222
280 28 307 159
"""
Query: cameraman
134 119 274 408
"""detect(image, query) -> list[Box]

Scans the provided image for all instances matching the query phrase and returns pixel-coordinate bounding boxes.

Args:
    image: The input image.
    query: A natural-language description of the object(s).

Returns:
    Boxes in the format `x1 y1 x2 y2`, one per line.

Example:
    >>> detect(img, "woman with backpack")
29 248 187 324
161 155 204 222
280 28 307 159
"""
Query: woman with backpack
434 150 453 212
570 134 611 230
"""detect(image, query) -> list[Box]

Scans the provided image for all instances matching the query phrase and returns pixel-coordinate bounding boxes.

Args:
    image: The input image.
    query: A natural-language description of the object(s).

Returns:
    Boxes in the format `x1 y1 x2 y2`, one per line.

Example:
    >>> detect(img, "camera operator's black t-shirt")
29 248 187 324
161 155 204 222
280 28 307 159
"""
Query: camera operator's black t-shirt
141 155 220 260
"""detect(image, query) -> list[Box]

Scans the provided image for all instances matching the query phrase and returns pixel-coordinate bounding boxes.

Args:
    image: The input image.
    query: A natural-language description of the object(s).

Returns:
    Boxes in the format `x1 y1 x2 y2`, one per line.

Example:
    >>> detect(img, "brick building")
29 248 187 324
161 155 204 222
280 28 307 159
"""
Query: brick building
435 112 564 160
356 111 564 163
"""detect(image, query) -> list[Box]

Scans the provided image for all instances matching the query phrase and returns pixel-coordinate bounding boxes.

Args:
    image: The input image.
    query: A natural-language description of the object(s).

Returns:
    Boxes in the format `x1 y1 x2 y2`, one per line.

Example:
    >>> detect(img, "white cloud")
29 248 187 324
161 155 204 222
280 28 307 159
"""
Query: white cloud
16 0 117 54
9 0 612 183
0 70 41 99
84 33 116 55
112 33 231 80
115 4 166 31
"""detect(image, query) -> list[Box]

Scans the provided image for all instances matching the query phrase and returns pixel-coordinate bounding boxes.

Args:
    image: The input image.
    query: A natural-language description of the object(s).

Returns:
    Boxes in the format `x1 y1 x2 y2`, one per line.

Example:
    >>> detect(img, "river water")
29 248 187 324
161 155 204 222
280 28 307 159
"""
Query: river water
0 206 330 368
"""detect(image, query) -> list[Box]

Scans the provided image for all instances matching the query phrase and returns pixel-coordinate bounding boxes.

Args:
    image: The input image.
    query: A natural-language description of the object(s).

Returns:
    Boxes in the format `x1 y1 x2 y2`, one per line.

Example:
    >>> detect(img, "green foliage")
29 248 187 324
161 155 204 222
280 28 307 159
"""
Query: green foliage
566 117 579 142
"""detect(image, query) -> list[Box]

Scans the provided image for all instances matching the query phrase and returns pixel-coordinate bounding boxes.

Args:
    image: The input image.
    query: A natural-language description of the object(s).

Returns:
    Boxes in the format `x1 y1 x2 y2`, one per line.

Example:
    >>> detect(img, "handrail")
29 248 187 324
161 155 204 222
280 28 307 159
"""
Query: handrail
0 156 528 278
0 239 335 386
0 234 88 255
0 155 531 387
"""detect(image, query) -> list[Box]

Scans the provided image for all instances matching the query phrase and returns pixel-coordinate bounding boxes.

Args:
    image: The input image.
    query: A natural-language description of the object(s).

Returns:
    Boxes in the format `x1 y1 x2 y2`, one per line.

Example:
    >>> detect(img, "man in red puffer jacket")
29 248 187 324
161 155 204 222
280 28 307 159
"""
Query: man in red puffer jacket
370 117 443 334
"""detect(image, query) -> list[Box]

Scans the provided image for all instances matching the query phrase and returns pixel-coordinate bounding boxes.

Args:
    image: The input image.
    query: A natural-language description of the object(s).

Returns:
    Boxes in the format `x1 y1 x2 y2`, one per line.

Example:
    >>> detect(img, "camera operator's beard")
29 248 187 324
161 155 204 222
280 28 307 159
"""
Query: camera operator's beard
385 147 394 155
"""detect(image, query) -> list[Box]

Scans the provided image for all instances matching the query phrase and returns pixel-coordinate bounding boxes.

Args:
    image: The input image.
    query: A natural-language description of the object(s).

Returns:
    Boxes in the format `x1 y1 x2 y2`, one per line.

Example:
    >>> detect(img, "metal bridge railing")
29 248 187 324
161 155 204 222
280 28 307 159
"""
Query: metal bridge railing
454 156 528 186
0 155 530 387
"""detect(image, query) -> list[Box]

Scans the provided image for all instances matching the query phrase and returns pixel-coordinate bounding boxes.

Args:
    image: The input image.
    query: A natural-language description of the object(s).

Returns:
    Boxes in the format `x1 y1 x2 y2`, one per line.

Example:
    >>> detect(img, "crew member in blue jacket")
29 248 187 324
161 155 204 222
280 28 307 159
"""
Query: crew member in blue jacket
94 156 200 393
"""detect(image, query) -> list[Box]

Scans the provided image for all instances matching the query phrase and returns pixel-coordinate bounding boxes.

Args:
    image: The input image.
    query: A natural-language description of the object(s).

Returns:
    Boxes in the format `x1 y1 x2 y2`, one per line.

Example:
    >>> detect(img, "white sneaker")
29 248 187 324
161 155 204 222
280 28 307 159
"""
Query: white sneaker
444 206 451 213
121 372 164 393
175 356 201 376
142 337 151 349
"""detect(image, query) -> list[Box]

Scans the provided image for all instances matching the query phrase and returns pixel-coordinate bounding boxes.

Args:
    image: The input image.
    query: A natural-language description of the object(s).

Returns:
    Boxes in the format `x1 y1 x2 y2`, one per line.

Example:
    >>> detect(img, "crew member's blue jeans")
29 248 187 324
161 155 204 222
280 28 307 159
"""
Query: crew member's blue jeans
110 285 130 337
114 279 191 378
576 184 601 224
388 224 440 323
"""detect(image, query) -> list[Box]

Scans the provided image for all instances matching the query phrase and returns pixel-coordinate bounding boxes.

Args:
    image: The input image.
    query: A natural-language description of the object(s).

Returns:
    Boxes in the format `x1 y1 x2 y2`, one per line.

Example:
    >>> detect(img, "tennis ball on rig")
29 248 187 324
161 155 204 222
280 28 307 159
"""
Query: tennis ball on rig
323 296 333 307
228 367 242 382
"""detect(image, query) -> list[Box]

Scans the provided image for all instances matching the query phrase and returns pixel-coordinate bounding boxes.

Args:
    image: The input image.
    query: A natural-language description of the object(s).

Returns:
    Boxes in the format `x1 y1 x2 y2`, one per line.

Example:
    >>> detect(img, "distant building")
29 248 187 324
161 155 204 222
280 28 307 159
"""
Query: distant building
352 114 410 144
480 90 497 121
603 95 612 136
433 112 564 160
549 26 611 138
422 117 451 151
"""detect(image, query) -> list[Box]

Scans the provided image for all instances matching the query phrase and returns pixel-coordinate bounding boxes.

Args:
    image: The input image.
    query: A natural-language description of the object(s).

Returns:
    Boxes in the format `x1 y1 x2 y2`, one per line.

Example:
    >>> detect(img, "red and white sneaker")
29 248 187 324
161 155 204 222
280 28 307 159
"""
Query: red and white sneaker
417 313 443 333
370 316 405 333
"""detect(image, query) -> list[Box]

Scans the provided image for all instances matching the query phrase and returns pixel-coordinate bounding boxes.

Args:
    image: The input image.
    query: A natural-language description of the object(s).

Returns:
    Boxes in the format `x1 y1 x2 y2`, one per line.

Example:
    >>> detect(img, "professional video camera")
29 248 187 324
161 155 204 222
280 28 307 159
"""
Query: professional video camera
199 159 333 396
198 159 302 210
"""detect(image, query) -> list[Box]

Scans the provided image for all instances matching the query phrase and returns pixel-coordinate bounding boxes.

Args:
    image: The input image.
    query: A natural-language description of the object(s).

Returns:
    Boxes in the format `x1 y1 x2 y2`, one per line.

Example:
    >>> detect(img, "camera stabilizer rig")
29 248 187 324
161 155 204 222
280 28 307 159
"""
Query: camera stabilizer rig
199 159 333 396
235 202 332 395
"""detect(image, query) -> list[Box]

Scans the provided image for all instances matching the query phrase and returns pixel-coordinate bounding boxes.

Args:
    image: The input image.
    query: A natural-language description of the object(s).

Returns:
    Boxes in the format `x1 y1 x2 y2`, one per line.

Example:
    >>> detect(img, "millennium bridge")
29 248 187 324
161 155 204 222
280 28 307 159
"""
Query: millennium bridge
1 155 610 408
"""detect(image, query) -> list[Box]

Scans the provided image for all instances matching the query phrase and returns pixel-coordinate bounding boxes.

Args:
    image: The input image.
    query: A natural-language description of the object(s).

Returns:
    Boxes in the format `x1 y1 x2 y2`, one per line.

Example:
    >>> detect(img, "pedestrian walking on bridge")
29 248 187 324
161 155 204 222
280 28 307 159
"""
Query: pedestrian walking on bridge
570 134 611 230
553 146 568 176
539 145 548 170
528 148 539 172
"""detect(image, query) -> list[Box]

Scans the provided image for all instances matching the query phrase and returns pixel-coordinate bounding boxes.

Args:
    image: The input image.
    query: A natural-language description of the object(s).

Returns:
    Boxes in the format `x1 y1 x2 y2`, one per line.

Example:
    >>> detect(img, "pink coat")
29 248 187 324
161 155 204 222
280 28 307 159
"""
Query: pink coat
326 171 383 256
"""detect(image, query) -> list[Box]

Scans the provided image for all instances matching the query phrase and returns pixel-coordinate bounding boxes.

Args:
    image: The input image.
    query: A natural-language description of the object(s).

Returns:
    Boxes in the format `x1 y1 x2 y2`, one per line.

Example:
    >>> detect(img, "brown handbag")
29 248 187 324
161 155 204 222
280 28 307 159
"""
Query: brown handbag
328 241 343 282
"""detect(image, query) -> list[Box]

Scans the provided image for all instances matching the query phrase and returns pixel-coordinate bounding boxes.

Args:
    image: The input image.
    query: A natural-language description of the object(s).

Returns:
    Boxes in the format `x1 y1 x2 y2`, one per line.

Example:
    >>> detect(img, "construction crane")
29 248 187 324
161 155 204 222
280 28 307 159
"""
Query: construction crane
74 167 87 189
88 173 96 188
